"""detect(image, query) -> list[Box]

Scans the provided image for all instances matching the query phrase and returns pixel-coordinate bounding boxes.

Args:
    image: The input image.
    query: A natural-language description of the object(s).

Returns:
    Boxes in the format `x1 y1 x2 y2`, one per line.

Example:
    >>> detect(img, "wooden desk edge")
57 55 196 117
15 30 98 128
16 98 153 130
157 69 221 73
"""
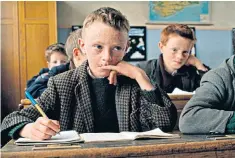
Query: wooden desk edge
2 139 235 158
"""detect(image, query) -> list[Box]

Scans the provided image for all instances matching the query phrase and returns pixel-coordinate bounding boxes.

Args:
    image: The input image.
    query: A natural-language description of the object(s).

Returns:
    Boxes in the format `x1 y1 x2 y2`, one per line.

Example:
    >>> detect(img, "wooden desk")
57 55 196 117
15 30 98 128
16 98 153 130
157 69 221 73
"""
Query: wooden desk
169 94 193 111
2 134 235 158
169 94 193 130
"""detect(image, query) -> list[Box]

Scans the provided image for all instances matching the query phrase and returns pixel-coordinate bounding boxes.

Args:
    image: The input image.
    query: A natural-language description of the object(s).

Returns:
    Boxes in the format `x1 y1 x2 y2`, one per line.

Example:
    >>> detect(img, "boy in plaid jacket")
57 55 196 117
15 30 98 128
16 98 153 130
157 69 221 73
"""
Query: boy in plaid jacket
2 7 177 140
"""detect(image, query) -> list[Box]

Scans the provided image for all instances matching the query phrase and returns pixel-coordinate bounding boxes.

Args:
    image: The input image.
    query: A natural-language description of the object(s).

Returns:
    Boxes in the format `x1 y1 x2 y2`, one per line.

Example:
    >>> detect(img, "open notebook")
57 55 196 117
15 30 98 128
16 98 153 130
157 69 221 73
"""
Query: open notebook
15 128 180 145
15 130 81 146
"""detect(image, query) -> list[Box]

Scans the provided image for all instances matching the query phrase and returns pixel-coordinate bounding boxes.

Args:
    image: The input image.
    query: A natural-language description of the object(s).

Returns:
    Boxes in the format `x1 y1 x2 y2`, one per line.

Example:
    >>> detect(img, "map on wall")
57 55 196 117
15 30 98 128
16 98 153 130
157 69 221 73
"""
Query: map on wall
149 1 210 23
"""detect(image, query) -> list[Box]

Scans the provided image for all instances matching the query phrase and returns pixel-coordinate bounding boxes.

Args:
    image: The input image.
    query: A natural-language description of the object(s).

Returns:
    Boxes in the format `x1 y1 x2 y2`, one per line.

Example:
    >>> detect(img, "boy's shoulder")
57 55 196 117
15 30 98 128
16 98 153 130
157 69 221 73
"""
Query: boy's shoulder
39 67 50 74
52 68 77 81
137 59 158 70
52 61 88 81
204 58 234 80
48 63 70 76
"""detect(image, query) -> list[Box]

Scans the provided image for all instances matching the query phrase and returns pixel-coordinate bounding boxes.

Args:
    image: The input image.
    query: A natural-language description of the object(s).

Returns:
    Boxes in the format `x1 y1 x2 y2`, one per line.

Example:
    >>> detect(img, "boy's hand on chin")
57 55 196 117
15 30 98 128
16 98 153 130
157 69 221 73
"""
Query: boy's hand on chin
107 70 118 85
102 61 142 80
102 61 154 90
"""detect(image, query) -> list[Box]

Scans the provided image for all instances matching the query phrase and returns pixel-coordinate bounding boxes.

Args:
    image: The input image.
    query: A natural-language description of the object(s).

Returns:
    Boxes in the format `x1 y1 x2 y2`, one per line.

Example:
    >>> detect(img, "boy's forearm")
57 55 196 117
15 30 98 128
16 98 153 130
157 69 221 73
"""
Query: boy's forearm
188 56 208 72
135 72 154 91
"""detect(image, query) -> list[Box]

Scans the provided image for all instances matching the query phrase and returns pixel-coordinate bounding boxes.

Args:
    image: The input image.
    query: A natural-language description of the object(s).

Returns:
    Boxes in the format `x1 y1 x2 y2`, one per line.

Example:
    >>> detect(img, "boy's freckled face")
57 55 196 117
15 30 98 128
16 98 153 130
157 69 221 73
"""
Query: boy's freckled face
80 21 129 78
159 35 193 73
48 52 68 70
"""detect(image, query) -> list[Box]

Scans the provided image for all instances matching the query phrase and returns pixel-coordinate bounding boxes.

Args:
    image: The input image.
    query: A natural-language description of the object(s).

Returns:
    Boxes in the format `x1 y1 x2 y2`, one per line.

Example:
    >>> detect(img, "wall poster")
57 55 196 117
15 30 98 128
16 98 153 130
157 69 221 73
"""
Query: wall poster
123 26 147 62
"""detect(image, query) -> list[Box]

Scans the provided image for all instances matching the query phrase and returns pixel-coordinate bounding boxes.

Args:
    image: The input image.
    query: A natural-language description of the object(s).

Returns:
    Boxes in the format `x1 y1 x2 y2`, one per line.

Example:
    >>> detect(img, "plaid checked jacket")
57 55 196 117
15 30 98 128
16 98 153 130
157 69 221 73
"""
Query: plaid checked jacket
2 61 177 137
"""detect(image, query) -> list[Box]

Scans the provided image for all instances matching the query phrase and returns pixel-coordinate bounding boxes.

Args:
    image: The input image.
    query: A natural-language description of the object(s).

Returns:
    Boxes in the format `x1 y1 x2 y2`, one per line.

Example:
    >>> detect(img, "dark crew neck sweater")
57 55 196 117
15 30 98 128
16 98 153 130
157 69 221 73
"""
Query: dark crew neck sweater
88 76 119 132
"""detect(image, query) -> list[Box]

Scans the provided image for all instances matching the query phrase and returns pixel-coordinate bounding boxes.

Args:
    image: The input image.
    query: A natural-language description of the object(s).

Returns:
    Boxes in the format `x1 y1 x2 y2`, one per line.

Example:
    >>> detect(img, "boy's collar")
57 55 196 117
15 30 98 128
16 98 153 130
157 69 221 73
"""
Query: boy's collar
87 66 106 79
171 70 178 76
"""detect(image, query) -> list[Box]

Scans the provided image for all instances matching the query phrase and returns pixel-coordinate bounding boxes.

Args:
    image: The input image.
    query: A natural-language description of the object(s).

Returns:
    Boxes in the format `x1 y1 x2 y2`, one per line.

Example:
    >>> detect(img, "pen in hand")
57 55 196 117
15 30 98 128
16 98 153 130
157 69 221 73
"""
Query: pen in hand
25 91 48 118
25 91 60 135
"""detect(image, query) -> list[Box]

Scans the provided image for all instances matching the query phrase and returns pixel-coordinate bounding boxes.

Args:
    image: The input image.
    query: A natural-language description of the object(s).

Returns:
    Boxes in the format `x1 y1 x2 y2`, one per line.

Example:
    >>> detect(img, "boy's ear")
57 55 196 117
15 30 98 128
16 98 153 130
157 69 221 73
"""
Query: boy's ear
124 41 130 53
78 38 85 54
73 48 81 58
158 42 164 53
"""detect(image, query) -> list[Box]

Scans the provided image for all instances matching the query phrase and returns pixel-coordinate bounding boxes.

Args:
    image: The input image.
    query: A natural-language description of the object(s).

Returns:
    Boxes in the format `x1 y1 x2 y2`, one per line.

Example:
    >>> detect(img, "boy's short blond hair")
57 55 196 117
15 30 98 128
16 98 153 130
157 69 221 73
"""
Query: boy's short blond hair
82 7 130 37
45 43 67 62
65 29 82 61
160 24 197 45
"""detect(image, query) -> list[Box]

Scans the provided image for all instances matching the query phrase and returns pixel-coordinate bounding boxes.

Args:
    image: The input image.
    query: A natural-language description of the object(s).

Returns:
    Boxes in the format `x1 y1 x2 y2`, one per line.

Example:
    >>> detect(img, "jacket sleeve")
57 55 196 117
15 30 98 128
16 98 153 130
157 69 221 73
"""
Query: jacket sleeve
1 78 58 139
138 84 177 132
179 70 234 134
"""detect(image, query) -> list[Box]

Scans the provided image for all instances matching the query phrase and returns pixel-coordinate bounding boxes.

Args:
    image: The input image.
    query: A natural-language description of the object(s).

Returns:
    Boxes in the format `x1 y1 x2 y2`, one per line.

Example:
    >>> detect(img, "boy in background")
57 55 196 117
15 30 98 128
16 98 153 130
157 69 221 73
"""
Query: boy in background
2 7 177 140
26 43 68 98
65 29 87 69
137 24 209 93
26 29 86 98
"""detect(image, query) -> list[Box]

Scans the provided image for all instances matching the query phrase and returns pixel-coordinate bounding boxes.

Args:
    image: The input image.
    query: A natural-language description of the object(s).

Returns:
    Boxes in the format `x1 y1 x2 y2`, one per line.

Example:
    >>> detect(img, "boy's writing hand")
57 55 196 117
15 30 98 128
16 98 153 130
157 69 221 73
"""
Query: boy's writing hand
186 55 208 71
19 117 60 140
102 61 154 90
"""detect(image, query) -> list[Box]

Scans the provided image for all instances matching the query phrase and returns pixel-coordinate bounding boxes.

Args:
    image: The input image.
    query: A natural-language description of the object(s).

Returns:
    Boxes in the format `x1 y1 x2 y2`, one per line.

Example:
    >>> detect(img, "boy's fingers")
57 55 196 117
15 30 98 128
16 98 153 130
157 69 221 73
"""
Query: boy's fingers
51 120 60 126
108 71 117 85
108 73 114 84
38 123 57 136
114 74 117 85
102 65 119 71
31 127 52 140
51 120 61 132
37 117 60 133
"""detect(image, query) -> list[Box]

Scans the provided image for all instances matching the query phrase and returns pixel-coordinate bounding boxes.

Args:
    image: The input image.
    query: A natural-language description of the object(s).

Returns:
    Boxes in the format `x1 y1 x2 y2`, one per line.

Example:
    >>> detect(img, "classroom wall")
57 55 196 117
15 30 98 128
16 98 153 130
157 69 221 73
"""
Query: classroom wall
57 1 234 68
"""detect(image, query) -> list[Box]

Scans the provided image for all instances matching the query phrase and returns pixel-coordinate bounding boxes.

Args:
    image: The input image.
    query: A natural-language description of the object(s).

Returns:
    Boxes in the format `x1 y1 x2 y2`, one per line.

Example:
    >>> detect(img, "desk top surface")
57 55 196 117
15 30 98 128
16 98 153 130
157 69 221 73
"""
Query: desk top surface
168 94 193 100
2 133 235 158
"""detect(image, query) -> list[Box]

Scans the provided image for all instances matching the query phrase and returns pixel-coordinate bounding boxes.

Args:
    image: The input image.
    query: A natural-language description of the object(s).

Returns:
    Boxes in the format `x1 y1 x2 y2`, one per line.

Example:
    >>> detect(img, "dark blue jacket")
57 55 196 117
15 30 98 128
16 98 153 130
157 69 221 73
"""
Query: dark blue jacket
26 63 70 98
